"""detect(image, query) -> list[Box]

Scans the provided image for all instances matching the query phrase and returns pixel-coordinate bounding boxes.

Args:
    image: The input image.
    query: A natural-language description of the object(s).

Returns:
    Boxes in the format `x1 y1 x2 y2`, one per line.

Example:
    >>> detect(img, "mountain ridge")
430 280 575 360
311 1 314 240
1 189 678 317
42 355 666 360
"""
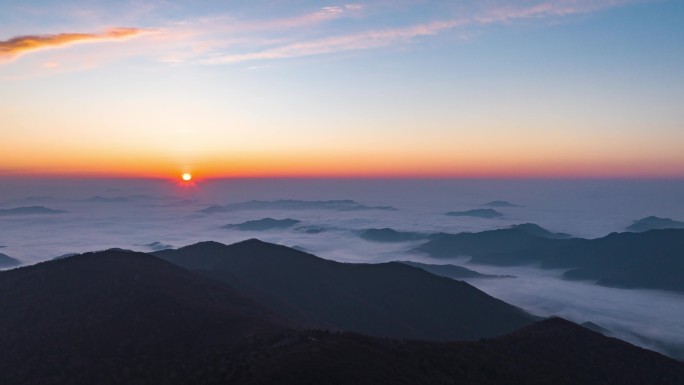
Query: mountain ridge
154 239 536 341
0 206 67 216
416 226 684 292
1 242 682 384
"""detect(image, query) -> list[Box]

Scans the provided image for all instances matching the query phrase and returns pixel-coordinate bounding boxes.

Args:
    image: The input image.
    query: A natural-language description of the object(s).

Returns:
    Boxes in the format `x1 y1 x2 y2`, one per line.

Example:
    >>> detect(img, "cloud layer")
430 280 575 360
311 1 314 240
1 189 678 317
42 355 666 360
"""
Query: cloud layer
1 178 683 360
197 0 640 64
0 0 643 67
0 27 146 61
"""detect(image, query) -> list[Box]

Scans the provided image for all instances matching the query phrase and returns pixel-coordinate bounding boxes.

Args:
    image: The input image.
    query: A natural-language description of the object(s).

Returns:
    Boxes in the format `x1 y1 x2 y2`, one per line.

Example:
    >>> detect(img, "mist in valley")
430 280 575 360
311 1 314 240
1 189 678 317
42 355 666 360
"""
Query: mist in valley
1 177 683 359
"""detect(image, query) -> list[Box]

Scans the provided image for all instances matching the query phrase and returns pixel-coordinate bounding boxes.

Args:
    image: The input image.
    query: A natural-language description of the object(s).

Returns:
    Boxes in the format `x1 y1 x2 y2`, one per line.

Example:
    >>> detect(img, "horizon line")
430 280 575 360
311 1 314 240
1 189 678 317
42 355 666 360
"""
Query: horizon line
3 174 684 182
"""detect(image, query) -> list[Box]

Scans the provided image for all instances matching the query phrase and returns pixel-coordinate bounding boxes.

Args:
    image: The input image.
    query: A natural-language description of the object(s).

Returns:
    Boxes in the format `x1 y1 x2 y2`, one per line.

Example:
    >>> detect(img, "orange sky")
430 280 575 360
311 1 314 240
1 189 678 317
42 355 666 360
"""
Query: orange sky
2 0 683 179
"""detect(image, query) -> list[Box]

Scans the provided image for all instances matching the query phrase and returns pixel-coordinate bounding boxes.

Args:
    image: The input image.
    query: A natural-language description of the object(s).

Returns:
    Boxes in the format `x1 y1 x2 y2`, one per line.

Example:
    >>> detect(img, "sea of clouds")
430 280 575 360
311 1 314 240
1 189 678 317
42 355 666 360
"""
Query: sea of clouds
1 178 683 358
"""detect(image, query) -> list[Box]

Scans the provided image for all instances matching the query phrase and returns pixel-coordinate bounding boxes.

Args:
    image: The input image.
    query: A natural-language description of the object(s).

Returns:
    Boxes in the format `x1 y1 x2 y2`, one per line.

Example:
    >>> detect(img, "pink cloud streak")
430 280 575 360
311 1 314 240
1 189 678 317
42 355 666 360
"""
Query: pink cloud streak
202 0 640 64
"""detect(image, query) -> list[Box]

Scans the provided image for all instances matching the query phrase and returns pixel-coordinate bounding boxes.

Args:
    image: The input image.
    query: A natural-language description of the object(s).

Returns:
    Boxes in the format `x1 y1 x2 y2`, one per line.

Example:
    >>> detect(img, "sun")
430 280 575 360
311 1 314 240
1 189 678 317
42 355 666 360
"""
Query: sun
182 173 192 181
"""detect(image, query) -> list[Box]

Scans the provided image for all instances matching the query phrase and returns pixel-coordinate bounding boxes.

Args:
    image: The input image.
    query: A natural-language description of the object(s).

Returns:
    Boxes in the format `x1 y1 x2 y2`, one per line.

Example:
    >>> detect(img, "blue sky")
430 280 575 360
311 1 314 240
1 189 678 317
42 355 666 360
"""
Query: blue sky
1 0 683 178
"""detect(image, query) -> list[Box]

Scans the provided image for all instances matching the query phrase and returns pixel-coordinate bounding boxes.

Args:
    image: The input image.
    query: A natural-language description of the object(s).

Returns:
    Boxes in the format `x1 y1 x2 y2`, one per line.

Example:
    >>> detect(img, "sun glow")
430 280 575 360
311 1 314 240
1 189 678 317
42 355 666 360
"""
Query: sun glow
182 173 192 181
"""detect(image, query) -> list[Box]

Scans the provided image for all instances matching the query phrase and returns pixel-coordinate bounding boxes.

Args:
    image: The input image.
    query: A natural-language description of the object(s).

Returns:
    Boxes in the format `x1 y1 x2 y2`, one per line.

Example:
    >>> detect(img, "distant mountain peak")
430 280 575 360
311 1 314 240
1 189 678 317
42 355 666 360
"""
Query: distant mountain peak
0 206 67 216
360 228 437 243
176 239 306 254
176 240 230 251
243 237 270 244
446 209 503 218
626 216 684 232
482 200 521 207
509 223 572 239
0 252 20 268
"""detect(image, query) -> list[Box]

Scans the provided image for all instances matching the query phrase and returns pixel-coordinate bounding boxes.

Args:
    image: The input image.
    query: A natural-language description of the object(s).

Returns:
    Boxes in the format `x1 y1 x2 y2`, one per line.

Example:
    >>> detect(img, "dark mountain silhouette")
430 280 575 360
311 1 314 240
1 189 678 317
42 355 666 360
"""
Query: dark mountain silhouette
446 208 503 218
483 200 521 207
418 226 684 292
155 240 535 341
137 241 174 251
511 223 572 239
559 230 684 291
200 199 396 214
415 223 572 258
627 216 684 232
0 206 67 216
397 260 513 279
360 228 439 242
223 218 301 231
228 317 684 385
0 249 288 385
1 247 683 384
462 229 684 292
0 252 20 268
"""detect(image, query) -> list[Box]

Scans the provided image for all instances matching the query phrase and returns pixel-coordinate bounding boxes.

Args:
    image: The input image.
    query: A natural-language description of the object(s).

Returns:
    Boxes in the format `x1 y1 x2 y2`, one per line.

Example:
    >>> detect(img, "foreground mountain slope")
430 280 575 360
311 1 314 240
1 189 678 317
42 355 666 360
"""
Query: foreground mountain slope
229 318 684 385
155 240 535 341
1 247 682 384
0 250 287 385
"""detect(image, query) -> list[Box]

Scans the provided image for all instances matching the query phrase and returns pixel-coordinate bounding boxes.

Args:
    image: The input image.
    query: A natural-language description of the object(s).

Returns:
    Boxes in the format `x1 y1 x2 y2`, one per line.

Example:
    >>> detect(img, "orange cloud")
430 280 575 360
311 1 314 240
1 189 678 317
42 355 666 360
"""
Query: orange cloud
0 27 147 61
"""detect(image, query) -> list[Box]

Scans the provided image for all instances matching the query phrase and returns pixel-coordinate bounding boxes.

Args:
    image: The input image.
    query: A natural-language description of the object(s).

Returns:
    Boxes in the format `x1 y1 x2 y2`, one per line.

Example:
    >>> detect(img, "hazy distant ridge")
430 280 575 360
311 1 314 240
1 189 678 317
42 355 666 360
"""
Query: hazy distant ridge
360 228 440 242
482 200 521 207
0 206 67 216
417 225 684 292
446 209 503 218
0 252 20 268
199 199 396 213
626 216 684 232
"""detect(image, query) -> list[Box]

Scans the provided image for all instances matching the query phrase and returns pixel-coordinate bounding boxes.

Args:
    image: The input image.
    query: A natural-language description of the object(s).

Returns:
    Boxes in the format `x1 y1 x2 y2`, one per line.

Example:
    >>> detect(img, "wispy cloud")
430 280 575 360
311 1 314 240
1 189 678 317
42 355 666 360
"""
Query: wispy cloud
200 0 641 64
0 27 148 61
201 20 462 64
149 4 364 64
172 4 364 36
258 3 364 29
0 0 643 69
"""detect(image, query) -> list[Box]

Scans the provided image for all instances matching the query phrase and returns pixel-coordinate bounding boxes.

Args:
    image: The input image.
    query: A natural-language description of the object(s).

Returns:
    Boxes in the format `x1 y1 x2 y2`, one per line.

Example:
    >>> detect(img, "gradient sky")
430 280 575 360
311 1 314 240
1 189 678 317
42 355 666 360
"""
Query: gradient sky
1 0 683 179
